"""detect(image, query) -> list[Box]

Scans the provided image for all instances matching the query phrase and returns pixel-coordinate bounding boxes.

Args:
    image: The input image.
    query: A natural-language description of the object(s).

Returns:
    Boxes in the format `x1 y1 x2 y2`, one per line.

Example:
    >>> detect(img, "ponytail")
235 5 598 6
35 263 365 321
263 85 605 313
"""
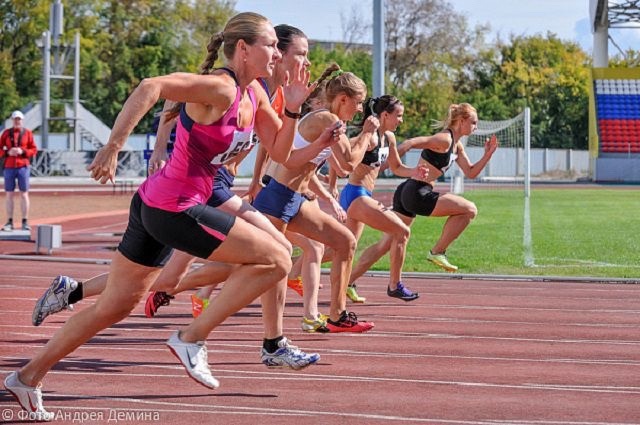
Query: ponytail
301 63 341 115
165 32 224 120
432 103 476 130
357 95 402 127
165 12 269 121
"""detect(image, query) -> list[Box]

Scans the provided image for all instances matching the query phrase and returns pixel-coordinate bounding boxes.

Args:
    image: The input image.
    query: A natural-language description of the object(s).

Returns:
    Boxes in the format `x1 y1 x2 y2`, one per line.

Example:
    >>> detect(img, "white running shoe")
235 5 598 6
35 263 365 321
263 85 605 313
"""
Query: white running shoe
166 331 219 389
260 337 320 370
4 371 54 422
32 275 78 326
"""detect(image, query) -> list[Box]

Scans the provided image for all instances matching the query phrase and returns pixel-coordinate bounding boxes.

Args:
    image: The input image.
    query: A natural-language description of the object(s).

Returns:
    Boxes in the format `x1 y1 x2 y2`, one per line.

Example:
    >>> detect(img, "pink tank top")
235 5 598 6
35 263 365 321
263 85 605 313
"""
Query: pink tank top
139 86 256 211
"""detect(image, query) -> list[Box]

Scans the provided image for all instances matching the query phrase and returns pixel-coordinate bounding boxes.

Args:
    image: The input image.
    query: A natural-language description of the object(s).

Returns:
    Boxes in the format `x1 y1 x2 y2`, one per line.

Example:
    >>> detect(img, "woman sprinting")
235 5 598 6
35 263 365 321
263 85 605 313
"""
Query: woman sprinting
338 95 428 303
253 69 378 333
4 12 321 420
349 103 498 288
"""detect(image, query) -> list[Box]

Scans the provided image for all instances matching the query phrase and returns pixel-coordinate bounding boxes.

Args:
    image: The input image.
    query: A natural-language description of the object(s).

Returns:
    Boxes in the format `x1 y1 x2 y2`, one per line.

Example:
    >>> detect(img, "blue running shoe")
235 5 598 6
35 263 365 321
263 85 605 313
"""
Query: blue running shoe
261 337 320 369
387 281 419 302
32 275 78 326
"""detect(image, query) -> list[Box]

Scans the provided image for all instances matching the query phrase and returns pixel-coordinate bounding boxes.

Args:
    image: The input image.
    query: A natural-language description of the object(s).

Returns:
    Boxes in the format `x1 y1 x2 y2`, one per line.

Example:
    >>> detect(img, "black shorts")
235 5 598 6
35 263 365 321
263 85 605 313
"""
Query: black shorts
118 192 236 267
392 179 440 218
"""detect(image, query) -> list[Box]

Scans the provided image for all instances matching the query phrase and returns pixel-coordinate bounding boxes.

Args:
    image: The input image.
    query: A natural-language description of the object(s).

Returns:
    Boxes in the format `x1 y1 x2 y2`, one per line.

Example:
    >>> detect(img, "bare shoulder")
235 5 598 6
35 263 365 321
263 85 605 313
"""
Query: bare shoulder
299 110 336 140
207 71 240 105
424 130 453 150
304 109 337 126
183 73 238 120
384 130 396 142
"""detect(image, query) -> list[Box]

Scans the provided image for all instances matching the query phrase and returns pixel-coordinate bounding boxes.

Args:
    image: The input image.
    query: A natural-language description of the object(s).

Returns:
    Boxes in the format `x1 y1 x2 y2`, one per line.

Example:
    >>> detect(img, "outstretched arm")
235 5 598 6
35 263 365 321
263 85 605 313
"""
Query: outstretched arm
88 72 235 184
309 173 347 222
386 132 429 180
244 143 269 203
456 134 498 179
280 121 345 169
253 62 317 164
331 115 380 172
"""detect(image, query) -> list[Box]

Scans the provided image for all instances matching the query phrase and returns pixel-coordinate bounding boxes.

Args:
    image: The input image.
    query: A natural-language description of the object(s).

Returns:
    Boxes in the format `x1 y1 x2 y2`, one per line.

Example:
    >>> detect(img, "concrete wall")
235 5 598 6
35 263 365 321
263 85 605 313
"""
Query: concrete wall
404 147 590 180
22 136 600 181
595 157 640 182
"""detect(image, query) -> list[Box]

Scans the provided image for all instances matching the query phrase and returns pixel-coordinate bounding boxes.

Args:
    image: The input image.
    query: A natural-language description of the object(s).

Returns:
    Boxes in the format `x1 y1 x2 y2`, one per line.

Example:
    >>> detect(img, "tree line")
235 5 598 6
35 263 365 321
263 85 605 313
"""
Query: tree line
1 0 636 149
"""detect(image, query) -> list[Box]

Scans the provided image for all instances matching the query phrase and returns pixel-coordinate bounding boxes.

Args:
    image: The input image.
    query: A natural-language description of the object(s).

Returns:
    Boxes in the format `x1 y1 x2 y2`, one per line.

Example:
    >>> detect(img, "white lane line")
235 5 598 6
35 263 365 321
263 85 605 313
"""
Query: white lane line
4 337 640 367
3 324 640 349
1 368 639 397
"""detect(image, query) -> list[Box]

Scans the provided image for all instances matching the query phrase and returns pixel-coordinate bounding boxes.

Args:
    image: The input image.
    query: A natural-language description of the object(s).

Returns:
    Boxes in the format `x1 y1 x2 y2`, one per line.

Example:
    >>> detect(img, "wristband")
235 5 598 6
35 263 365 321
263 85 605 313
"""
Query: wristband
284 108 302 119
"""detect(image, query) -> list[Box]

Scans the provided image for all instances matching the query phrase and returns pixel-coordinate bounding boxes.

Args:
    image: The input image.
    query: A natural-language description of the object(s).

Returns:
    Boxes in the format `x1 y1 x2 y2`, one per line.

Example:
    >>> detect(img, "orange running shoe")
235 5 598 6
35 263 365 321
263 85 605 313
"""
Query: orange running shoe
191 294 210 318
287 276 304 297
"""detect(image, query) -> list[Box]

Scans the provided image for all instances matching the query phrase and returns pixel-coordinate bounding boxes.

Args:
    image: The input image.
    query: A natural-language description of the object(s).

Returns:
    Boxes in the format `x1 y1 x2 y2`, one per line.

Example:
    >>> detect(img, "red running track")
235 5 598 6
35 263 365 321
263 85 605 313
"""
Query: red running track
0 208 639 424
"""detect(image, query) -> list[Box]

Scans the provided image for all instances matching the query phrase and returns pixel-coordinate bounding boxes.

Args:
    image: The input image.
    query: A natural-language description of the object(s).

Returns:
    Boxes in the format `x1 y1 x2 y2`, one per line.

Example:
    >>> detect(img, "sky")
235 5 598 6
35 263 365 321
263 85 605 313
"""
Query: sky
234 0 640 56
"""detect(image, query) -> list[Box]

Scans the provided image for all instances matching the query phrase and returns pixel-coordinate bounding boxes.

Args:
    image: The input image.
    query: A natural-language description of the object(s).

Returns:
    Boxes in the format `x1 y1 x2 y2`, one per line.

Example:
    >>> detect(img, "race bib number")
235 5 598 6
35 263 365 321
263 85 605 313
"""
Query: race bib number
210 129 255 165
371 146 389 167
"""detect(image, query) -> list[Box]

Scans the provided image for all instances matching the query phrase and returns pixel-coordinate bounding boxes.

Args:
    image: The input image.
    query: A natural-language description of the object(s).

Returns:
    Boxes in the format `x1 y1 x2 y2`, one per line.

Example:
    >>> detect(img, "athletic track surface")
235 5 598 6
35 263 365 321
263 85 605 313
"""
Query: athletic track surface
0 182 638 424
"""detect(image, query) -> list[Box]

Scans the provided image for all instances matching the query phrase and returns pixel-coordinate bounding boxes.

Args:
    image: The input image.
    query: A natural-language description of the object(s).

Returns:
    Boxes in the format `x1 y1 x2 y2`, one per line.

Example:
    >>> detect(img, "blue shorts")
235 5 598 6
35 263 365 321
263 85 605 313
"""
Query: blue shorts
207 166 235 208
253 178 306 223
3 167 30 192
339 183 372 211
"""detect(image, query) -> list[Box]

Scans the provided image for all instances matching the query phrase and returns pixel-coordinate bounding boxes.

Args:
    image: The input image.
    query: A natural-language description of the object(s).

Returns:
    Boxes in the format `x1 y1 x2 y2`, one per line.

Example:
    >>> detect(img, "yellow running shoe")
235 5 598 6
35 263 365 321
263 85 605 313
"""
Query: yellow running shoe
427 251 458 272
346 284 366 303
301 315 329 333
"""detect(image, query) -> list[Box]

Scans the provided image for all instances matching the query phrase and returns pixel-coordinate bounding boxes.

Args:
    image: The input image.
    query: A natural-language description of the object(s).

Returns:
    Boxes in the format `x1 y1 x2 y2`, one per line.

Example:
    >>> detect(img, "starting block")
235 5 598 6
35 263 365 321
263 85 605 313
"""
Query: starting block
35 224 62 254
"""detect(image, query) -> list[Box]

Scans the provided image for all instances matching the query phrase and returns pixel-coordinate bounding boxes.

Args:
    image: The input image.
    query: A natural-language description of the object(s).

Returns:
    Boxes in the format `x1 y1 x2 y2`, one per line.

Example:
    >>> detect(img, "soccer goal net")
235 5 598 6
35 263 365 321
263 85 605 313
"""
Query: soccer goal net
453 107 533 267
453 107 531 197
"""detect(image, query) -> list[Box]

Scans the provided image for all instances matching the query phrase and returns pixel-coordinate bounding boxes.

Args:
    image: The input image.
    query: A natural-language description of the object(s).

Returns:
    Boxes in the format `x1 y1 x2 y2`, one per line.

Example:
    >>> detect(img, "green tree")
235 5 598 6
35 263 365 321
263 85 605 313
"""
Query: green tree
0 0 49 119
308 43 372 89
460 33 591 149
384 0 488 89
0 51 20 117
609 49 640 68
0 0 234 134
65 0 235 132
335 0 492 139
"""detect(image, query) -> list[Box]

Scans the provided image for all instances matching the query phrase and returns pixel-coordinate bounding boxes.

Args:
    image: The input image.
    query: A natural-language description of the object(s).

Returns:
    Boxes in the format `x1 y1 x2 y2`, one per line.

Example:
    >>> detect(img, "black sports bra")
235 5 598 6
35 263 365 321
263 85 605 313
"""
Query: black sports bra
420 129 457 172
361 132 390 168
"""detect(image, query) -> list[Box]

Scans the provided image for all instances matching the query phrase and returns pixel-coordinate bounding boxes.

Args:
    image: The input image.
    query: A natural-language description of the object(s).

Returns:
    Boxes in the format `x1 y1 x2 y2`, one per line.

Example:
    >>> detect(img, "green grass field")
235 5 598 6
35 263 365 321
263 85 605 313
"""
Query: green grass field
356 186 640 279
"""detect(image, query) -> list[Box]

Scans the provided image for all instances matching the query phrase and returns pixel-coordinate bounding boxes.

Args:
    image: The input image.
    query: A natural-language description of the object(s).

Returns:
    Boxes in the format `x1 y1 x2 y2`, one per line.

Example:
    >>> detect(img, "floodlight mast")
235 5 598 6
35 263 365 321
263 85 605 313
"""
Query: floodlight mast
40 0 81 150
51 0 64 68
372 0 385 98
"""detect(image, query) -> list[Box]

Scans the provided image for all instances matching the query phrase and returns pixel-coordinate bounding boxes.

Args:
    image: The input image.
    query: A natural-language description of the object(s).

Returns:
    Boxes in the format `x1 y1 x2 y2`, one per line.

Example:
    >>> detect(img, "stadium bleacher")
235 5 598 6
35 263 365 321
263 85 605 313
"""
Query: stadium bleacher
594 78 640 153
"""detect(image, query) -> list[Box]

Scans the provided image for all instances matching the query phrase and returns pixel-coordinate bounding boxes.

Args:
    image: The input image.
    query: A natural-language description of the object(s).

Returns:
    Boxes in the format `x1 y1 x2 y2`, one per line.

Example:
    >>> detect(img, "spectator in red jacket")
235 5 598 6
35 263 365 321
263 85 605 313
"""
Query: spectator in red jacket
1 110 37 231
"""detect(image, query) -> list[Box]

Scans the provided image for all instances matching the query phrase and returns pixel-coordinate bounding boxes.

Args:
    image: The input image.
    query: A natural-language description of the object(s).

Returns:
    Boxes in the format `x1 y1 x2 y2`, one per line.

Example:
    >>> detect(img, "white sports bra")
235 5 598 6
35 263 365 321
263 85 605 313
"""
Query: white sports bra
292 110 333 166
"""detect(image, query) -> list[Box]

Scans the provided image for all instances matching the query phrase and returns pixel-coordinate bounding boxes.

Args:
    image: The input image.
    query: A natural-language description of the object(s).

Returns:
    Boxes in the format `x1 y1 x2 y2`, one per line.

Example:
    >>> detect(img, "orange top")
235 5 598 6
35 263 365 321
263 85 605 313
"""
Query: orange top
271 86 285 117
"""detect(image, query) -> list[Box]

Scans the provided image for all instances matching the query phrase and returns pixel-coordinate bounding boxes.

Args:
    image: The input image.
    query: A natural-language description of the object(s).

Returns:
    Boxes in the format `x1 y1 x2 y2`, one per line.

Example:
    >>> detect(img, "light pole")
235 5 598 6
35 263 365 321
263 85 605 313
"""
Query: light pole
39 0 81 151
372 0 385 98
